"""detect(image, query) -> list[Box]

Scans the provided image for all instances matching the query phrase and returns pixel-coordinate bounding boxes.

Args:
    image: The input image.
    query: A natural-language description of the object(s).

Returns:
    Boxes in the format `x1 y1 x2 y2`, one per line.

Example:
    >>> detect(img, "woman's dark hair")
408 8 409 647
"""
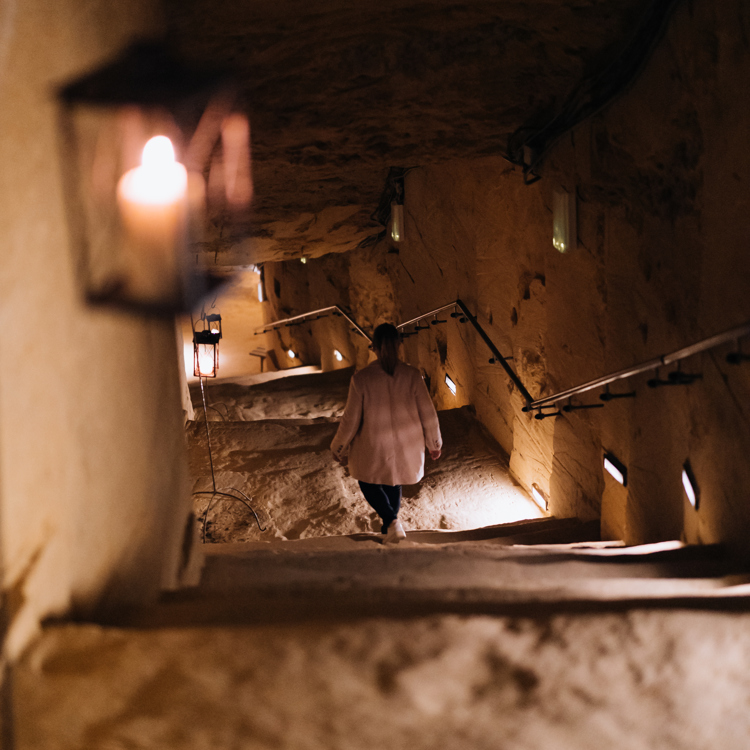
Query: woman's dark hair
372 323 400 376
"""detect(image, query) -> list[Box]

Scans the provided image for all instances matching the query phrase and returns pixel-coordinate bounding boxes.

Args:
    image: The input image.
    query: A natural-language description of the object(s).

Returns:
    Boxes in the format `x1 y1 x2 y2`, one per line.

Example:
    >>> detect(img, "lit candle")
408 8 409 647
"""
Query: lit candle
117 135 188 298
197 345 217 377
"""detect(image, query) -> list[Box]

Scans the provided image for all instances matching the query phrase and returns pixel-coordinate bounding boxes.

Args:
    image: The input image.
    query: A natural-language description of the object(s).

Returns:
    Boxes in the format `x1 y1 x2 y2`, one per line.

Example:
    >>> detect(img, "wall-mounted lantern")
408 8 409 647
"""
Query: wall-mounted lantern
390 201 404 243
552 188 576 253
57 41 252 315
193 329 220 378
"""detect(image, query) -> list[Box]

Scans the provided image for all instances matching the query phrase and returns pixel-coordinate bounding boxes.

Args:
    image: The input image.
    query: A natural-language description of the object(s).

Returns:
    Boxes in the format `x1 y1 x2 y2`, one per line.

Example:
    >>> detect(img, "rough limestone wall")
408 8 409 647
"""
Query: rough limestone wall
0 0 193 656
392 162 556 504
263 243 400 372
393 0 750 549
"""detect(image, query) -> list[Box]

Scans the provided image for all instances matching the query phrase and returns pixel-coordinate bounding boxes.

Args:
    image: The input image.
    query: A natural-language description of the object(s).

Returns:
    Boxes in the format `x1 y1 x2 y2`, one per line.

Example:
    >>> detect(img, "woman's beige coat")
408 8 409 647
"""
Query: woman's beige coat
331 360 442 485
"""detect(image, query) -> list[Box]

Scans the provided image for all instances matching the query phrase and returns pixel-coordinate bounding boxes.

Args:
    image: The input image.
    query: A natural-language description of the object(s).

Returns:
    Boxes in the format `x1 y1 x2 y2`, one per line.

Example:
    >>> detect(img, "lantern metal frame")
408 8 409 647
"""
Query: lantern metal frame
205 312 223 339
56 40 251 315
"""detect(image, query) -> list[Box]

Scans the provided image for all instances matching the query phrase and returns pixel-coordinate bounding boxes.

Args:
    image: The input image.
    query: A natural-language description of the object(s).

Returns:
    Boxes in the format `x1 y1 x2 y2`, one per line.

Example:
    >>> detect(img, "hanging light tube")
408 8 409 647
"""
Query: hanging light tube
390 201 404 243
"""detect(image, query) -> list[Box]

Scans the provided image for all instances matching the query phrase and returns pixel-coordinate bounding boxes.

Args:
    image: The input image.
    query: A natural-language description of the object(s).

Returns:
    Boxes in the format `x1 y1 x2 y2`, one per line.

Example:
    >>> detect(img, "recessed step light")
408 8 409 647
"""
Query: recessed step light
603 452 627 487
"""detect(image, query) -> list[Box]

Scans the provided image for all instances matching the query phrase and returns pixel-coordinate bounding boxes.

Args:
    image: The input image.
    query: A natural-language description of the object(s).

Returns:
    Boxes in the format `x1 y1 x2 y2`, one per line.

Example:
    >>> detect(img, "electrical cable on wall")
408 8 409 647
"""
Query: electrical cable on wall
507 0 684 184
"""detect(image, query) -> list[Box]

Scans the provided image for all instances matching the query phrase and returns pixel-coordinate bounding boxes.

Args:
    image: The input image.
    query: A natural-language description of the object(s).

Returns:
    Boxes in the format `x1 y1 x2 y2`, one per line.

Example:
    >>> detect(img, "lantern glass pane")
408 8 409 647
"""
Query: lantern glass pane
195 342 218 378
63 103 201 305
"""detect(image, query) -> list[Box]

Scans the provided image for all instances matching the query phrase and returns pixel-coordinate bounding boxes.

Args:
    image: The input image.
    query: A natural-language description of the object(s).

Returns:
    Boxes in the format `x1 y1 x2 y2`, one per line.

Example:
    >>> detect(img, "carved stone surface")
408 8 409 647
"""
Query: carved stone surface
165 0 650 262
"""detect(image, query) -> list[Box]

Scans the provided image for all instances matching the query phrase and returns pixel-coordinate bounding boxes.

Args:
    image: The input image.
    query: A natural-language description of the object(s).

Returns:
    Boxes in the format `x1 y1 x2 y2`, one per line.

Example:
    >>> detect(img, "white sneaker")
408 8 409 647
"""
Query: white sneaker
386 519 406 544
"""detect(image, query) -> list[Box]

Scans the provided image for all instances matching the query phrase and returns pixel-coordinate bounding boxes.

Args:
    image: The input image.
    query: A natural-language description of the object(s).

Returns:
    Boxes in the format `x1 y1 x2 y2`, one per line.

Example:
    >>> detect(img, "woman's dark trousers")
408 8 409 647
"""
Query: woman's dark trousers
358 481 402 533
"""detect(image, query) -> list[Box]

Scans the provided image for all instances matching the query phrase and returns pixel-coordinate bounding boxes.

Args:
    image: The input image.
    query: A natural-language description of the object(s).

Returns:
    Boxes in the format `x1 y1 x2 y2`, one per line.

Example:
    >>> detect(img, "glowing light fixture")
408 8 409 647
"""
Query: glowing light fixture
334 349 344 362
206 312 222 338
287 349 296 359
193 329 220 378
57 41 252 314
390 201 404 243
553 188 576 254
531 484 549 511
682 461 699 509
300 257 307 264
445 374 457 396
603 452 627 487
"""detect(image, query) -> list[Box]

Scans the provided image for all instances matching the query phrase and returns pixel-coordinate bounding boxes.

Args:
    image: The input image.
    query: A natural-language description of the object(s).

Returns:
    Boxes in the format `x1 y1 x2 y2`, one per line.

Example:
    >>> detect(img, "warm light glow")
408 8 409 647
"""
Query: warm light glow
531 485 548 511
257 283 264 302
445 374 457 396
287 349 296 359
210 327 219 334
197 345 217 377
334 349 343 362
604 455 626 486
119 136 188 206
300 257 307 264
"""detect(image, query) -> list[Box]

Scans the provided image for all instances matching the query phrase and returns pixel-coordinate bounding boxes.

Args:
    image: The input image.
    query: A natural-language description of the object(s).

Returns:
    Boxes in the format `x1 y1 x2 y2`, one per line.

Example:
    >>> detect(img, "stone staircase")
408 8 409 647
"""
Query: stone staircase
13 526 750 749
11 369 750 749
186 367 550 543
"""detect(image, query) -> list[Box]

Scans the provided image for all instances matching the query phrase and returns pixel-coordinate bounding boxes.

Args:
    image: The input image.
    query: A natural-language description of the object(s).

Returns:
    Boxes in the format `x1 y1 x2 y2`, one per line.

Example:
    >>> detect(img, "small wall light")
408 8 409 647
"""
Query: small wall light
57 41 252 314
682 461 700 509
390 201 404 243
287 349 297 359
445 374 457 396
553 188 576 254
334 349 344 362
300 257 307 264
603 452 627 487
531 483 549 511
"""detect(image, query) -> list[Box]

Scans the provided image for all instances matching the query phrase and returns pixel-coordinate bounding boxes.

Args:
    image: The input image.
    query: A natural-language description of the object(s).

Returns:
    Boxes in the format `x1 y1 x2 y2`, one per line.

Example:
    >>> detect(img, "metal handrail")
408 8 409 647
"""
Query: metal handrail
256 297 532 403
397 299 534 405
254 305 371 342
526 319 750 411
256 295 750 417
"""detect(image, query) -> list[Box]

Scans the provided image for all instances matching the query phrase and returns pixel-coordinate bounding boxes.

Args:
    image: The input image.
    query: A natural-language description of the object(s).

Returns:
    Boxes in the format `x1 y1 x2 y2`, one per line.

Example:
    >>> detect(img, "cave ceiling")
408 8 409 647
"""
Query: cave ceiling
164 0 651 265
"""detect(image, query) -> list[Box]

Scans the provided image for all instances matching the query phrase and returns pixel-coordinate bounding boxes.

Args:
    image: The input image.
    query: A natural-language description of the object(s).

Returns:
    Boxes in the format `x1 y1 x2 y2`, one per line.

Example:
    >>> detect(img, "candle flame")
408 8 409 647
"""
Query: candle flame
142 136 176 167
119 135 187 206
